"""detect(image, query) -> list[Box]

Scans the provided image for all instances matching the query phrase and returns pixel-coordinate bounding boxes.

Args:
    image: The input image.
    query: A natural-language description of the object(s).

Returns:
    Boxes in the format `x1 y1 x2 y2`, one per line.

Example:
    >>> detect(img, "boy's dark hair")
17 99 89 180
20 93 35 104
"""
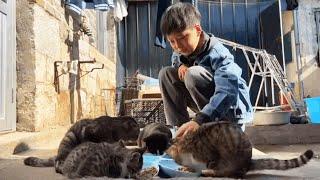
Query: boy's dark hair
160 2 201 36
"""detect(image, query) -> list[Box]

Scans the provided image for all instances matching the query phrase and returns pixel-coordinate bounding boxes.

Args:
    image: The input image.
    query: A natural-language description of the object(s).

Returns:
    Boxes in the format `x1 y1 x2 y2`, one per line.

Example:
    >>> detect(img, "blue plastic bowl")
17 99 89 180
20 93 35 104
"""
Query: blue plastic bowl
142 153 160 176
304 97 320 123
158 158 201 177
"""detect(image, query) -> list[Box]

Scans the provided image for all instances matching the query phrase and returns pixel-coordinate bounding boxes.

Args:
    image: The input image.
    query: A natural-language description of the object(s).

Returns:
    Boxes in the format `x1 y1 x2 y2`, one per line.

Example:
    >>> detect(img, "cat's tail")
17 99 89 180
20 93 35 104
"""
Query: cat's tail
24 156 56 167
249 150 313 171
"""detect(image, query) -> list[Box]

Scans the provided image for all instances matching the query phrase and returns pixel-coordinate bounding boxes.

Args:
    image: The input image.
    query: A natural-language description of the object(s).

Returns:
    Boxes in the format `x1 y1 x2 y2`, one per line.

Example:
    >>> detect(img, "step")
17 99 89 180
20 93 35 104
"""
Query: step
246 124 320 145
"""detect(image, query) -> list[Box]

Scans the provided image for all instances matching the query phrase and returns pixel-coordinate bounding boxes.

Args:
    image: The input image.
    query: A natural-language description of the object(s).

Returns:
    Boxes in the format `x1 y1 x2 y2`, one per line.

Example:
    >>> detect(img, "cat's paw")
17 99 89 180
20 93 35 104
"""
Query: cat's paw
178 166 196 172
55 161 63 174
201 169 217 177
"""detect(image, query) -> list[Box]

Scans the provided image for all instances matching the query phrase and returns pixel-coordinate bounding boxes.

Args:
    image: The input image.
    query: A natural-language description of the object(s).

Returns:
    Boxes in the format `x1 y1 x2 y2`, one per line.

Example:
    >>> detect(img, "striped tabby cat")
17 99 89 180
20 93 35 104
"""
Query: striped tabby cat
25 141 145 178
24 115 140 174
166 121 314 178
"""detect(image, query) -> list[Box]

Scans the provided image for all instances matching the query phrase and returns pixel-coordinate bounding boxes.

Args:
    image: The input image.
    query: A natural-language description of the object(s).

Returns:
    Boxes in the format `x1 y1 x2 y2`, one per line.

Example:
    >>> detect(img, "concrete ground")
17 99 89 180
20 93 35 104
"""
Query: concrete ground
0 126 320 180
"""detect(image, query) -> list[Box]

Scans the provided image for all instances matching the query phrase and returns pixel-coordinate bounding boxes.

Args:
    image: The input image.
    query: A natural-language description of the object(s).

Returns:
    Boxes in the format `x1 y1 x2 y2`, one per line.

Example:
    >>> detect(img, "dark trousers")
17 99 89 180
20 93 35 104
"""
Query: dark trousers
158 66 214 126
158 66 246 131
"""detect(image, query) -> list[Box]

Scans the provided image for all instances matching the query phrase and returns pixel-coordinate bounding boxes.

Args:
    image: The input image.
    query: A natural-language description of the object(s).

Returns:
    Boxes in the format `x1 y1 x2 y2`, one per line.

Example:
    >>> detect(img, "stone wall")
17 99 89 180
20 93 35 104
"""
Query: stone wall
16 0 117 131
16 0 37 131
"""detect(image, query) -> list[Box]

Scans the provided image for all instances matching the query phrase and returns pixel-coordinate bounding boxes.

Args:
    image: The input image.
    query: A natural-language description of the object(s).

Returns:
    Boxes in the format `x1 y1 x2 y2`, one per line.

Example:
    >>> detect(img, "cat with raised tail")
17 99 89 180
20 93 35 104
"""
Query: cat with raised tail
166 121 314 178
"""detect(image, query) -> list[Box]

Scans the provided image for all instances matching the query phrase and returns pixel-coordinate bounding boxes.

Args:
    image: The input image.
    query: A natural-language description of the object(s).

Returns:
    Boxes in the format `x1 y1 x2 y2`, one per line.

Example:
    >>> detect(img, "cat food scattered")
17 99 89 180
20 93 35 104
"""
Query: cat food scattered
138 167 158 178
178 166 196 173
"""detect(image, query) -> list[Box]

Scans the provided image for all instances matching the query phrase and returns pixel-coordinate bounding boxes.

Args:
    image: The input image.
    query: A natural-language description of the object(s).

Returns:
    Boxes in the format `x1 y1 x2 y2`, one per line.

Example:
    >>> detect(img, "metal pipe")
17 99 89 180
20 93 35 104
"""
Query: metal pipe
148 2 151 77
271 76 275 105
220 0 223 37
263 58 269 107
248 61 258 89
242 49 254 72
293 9 304 100
217 37 264 53
254 77 265 112
208 2 211 32
136 5 139 72
278 0 286 75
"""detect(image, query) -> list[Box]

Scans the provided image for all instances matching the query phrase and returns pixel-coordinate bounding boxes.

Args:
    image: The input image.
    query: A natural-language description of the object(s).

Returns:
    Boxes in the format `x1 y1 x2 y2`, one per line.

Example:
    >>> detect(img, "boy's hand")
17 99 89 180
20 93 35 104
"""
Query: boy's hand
178 64 188 80
175 121 200 138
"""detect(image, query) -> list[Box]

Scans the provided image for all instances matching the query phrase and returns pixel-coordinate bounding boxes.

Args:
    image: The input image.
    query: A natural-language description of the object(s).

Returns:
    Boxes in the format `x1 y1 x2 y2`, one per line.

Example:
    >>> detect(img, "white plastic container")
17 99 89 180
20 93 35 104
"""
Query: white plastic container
253 111 292 125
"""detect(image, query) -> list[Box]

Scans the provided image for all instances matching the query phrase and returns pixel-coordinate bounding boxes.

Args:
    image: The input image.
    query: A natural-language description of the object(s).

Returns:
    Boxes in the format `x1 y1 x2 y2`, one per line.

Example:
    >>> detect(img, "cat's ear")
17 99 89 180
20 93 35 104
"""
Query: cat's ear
130 152 141 163
123 117 138 129
118 139 126 148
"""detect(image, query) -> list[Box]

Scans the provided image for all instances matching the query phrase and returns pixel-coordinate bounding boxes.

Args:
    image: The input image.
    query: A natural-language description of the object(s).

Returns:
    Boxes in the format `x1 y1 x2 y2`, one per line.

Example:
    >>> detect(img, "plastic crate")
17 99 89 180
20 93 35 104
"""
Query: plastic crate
304 97 320 123
124 98 166 127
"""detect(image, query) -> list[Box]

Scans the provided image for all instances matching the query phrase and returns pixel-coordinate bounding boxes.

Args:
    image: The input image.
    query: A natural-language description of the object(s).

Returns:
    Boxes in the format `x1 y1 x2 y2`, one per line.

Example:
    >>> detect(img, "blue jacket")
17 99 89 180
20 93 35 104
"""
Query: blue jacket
171 33 253 124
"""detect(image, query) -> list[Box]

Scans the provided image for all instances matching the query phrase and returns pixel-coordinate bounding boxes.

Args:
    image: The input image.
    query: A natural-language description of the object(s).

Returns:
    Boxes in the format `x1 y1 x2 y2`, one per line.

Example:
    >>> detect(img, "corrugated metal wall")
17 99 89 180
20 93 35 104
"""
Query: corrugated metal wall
117 0 172 85
117 0 279 86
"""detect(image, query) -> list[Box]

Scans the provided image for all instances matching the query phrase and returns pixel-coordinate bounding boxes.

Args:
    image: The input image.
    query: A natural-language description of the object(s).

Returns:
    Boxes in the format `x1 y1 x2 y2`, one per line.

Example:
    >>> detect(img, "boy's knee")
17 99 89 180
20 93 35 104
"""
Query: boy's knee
184 66 201 88
159 66 176 81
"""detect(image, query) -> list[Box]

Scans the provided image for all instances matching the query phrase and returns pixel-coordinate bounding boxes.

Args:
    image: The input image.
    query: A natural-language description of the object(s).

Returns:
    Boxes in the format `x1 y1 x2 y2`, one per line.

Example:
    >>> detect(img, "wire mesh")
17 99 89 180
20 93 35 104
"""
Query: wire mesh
124 98 166 127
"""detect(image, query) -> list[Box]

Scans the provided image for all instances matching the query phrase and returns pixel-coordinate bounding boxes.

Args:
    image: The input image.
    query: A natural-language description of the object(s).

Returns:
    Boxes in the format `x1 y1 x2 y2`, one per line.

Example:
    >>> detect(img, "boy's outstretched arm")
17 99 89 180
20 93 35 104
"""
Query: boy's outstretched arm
194 45 241 125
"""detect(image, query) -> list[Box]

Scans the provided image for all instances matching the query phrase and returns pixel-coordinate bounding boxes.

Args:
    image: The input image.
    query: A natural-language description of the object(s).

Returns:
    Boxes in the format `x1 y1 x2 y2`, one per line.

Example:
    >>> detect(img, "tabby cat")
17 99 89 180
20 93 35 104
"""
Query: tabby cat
24 115 140 173
166 121 314 178
137 123 172 155
25 141 145 178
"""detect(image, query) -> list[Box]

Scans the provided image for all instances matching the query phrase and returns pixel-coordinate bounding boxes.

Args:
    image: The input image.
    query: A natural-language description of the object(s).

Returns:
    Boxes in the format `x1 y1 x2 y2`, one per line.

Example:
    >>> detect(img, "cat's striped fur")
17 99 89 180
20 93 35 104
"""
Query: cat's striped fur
166 121 314 178
25 141 145 178
23 115 140 174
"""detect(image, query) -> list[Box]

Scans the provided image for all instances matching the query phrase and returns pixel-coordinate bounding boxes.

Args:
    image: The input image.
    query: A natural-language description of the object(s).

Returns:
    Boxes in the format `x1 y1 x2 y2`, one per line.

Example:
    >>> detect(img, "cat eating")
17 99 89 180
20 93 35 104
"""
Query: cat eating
137 122 172 155
23 115 140 174
166 121 314 178
25 140 145 178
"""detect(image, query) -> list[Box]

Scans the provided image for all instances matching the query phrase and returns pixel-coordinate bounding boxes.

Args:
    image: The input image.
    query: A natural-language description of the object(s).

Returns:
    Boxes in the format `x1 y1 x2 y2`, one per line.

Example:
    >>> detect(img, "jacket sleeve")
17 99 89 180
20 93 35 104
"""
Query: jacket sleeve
200 44 241 122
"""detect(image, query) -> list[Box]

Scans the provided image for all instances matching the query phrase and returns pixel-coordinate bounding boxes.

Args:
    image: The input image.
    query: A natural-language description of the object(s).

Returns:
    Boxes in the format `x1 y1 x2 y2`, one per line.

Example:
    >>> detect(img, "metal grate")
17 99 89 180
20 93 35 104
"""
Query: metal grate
124 98 166 127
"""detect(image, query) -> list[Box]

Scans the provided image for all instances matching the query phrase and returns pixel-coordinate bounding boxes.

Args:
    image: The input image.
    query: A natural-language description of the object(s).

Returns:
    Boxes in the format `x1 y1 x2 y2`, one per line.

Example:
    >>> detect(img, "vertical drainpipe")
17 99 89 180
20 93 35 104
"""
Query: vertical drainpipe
278 0 287 75
136 5 139 73
293 9 304 100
